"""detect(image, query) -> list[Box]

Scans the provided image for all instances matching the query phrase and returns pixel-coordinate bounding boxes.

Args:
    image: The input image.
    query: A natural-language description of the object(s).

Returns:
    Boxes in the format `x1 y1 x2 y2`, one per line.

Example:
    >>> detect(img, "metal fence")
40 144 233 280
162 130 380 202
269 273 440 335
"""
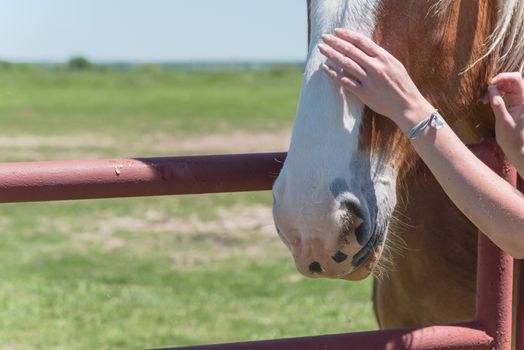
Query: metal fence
0 140 521 350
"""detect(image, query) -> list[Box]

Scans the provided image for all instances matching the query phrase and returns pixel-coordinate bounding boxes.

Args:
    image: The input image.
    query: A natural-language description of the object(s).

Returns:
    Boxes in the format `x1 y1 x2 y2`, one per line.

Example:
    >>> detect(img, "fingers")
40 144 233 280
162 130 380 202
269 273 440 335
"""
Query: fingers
491 72 522 85
488 85 516 127
334 28 384 57
321 34 371 68
491 72 524 96
318 43 367 80
322 63 361 92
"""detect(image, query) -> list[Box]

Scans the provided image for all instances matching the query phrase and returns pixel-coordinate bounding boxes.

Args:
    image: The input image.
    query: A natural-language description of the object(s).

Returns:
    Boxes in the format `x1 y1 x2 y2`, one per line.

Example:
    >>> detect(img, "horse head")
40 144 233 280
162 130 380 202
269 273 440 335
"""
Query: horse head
273 0 524 280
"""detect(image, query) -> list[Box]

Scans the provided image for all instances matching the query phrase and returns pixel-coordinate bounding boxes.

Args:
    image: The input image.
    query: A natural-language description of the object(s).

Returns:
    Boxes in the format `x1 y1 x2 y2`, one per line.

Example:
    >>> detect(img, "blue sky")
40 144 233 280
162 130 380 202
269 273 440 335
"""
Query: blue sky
0 0 307 62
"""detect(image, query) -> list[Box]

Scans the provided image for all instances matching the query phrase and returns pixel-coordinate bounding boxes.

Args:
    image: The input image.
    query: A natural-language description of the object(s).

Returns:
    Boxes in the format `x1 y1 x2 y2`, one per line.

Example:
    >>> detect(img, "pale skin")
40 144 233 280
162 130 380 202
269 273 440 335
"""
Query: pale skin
318 28 524 258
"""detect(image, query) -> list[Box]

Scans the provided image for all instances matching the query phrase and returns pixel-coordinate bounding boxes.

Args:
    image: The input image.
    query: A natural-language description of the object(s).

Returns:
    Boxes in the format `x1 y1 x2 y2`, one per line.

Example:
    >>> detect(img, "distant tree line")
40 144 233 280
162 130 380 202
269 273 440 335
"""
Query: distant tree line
0 57 304 73
66 56 93 70
0 56 95 71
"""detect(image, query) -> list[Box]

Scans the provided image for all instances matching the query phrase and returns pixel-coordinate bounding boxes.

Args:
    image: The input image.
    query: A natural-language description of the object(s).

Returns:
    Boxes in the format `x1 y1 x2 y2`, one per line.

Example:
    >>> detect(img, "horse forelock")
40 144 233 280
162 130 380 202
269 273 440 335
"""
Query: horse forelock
489 0 524 74
436 0 524 74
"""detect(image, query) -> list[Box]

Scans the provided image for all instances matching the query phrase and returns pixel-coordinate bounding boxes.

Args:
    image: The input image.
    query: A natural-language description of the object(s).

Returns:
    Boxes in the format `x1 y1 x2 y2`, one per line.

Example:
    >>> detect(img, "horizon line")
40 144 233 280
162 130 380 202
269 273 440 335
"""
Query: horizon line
1 58 306 65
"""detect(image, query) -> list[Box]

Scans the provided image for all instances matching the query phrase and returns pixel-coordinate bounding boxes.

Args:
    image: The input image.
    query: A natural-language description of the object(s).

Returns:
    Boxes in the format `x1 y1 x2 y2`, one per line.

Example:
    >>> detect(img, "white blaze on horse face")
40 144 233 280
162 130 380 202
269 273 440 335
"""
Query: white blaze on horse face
272 0 396 279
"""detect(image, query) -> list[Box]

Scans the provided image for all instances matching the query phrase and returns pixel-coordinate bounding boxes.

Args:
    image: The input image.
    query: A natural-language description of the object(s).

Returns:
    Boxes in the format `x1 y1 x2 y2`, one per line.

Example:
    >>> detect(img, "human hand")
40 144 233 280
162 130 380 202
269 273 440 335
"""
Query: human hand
318 29 434 132
488 72 524 165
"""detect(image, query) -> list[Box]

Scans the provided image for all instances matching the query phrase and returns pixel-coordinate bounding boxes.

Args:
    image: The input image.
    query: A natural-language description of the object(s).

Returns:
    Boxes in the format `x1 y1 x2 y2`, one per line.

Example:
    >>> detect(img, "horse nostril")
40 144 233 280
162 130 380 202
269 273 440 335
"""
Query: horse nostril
340 199 369 246
309 261 323 273
332 250 348 263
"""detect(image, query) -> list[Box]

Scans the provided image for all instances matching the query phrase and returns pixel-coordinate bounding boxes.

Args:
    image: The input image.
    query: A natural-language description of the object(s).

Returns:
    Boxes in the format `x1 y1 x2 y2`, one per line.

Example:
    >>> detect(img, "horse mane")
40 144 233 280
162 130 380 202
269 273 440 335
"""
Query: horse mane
435 0 524 74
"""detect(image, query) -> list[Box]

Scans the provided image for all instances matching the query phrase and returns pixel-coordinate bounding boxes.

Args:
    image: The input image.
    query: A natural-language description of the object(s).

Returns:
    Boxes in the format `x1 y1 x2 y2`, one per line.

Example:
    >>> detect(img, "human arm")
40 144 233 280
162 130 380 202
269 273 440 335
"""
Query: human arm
319 29 524 258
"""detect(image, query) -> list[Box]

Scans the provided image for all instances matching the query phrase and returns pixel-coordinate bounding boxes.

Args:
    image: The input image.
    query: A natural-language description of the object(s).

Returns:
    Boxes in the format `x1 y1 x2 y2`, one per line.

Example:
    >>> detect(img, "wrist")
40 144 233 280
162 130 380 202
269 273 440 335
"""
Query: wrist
498 136 524 168
395 99 435 134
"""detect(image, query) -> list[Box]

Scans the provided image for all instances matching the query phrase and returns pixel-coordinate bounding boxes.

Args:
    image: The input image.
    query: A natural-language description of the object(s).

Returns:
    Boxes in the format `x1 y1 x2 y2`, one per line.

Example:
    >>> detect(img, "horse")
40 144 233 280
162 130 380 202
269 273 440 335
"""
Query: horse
272 0 524 328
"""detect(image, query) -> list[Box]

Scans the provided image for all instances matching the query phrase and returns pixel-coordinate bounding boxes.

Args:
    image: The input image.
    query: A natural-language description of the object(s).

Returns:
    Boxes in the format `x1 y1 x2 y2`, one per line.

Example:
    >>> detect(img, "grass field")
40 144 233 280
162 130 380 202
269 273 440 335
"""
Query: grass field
0 64 377 349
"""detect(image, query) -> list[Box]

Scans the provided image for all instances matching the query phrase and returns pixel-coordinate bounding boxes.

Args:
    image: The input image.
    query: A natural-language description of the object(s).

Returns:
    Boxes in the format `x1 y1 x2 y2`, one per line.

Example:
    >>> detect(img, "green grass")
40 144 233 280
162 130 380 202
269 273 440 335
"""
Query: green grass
0 65 302 138
0 65 377 350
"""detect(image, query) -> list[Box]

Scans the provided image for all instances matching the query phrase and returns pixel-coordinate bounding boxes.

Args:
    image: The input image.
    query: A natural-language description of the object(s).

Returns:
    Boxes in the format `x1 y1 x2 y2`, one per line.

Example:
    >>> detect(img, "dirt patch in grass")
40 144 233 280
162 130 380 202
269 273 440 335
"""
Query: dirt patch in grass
91 206 275 237
0 136 115 148
0 130 291 159
1 343 29 350
70 205 283 265
143 130 291 154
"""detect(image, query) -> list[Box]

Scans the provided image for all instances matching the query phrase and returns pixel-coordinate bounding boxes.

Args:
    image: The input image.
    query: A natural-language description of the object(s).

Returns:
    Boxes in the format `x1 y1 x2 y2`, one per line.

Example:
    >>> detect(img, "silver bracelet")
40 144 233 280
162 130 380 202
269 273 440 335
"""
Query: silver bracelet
405 110 444 140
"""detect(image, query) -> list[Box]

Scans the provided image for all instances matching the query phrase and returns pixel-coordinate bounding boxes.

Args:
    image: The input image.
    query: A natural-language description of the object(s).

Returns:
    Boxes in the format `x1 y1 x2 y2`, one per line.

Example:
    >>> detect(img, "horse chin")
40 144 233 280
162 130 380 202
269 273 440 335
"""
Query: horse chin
341 244 383 281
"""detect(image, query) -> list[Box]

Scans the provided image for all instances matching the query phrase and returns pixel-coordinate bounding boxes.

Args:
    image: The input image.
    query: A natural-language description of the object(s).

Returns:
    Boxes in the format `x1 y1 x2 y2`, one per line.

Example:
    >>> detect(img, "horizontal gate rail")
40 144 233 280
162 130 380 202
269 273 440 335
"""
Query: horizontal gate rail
154 323 493 350
0 140 503 204
0 153 286 203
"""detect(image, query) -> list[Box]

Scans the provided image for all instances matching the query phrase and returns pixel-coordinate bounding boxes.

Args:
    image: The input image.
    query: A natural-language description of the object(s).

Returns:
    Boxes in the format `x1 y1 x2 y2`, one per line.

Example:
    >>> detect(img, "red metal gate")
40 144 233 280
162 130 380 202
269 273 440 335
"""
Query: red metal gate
0 140 521 350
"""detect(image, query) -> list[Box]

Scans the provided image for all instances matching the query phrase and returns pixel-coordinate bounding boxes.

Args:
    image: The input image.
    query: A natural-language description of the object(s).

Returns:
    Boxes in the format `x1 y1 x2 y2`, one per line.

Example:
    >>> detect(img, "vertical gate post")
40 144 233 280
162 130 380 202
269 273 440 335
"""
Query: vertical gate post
475 145 517 350
516 177 524 350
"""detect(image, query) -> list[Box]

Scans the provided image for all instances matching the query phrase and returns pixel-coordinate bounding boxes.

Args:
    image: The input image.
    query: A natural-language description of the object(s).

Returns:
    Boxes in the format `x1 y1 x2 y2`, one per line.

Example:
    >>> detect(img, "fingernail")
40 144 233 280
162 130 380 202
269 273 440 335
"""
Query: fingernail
318 43 326 50
321 34 329 41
